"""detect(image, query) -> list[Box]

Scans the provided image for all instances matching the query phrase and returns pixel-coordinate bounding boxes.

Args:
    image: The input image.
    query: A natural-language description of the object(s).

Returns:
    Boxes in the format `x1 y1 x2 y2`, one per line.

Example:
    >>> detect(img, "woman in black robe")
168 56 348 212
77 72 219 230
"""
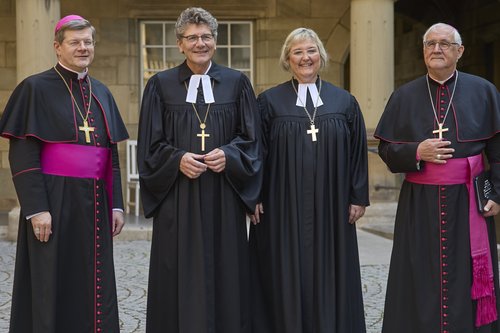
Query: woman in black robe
250 27 370 333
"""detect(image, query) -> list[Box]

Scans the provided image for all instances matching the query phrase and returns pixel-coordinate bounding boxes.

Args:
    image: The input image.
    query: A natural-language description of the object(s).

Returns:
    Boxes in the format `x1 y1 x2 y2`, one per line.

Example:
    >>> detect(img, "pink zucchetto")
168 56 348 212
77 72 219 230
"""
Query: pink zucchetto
54 15 85 34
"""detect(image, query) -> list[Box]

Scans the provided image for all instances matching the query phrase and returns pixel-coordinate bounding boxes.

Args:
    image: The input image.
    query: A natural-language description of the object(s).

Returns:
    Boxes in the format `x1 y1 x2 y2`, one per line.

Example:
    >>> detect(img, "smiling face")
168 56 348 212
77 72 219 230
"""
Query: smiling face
423 25 464 80
177 23 216 74
287 39 321 83
54 28 95 72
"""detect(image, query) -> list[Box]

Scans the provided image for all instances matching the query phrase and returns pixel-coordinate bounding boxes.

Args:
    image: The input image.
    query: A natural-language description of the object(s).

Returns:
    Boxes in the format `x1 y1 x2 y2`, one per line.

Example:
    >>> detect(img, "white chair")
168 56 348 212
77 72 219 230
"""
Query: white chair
126 139 140 216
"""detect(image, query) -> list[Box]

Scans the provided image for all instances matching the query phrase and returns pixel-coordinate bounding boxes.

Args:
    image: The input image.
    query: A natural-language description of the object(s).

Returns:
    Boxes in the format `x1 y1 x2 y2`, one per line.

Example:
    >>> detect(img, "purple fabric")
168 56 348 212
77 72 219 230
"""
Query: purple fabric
54 15 85 34
406 154 497 327
40 143 113 225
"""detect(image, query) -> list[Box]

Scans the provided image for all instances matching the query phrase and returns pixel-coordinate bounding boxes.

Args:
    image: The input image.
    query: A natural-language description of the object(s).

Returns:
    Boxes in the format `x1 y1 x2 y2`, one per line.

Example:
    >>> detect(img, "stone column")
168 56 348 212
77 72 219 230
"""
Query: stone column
351 0 398 203
16 0 60 82
350 0 395 132
9 0 60 241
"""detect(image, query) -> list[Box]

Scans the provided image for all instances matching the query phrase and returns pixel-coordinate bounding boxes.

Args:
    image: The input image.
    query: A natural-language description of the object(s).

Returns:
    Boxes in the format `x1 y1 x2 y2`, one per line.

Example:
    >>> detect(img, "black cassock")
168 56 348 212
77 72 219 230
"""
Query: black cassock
250 78 369 333
137 61 261 333
0 64 128 332
375 71 500 333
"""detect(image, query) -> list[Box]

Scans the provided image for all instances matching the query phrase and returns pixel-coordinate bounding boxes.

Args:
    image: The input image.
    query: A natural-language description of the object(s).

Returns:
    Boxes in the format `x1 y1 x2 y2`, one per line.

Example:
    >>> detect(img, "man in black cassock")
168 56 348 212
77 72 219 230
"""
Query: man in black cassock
137 7 260 333
0 15 128 332
375 23 500 332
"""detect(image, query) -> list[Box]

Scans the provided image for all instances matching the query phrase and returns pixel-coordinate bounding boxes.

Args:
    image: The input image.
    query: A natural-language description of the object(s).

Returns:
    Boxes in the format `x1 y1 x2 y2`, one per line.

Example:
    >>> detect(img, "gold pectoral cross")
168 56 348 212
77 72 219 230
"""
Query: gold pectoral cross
307 123 319 142
432 122 449 139
197 124 210 151
79 120 95 143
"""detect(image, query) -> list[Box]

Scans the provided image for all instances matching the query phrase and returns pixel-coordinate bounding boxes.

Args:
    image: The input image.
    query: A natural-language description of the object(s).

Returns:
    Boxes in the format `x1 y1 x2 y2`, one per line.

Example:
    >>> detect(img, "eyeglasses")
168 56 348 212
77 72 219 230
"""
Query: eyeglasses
423 40 460 50
181 34 214 44
65 39 95 48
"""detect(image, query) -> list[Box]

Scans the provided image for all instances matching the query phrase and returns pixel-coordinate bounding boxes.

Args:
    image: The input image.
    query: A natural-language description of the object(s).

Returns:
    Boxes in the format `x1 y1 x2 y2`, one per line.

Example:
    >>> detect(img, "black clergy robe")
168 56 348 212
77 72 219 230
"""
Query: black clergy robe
137 61 261 333
374 71 500 333
0 63 129 333
250 78 370 333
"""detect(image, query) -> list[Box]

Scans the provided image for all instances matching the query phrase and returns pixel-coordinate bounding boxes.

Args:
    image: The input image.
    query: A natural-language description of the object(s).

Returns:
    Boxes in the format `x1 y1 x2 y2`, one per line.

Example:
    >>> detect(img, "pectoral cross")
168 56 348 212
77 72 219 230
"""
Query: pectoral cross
307 123 319 142
432 122 449 139
79 120 95 143
197 124 210 151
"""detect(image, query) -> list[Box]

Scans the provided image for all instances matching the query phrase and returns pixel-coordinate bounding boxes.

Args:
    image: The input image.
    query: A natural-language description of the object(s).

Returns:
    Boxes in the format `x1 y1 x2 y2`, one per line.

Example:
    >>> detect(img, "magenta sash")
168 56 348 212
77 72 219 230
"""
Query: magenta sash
406 154 497 327
40 143 113 225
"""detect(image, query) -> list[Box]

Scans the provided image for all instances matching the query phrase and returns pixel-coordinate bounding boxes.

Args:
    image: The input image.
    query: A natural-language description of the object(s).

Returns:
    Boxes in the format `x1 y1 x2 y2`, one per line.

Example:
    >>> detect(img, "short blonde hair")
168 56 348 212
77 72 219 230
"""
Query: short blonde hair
279 28 328 72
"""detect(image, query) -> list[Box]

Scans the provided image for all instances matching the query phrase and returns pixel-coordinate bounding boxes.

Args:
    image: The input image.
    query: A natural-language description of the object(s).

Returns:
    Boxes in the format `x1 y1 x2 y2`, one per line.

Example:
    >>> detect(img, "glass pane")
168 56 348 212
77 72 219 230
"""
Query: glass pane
143 47 164 70
217 24 228 45
165 23 177 45
166 48 184 69
213 48 228 66
231 48 251 69
231 24 250 45
144 24 163 46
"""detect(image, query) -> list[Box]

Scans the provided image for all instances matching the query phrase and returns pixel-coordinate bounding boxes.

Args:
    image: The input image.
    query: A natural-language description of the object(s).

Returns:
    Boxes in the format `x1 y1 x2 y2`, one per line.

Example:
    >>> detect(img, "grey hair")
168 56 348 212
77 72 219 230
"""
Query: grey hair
423 23 462 45
54 18 96 44
175 7 218 40
279 27 328 72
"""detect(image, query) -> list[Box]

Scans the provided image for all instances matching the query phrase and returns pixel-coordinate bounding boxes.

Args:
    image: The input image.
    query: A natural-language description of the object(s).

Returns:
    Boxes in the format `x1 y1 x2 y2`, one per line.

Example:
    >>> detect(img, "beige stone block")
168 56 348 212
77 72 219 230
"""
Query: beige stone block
0 90 12 111
91 67 117 85
108 85 131 118
91 55 118 69
311 0 350 18
0 67 16 90
276 0 310 17
256 58 289 88
1 150 9 169
117 56 138 85
0 18 15 42
6 42 16 68
99 18 130 44
0 42 5 67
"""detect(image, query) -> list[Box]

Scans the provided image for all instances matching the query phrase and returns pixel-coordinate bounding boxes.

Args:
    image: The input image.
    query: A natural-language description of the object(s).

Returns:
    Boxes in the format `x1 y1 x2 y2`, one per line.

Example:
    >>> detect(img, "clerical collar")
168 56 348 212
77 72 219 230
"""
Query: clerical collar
186 62 215 103
427 71 456 85
295 78 323 108
57 62 88 80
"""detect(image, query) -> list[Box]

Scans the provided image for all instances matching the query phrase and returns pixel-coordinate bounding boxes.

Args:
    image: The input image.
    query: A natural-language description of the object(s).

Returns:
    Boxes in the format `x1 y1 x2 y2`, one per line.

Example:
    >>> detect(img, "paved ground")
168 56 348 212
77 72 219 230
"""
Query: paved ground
0 226 392 333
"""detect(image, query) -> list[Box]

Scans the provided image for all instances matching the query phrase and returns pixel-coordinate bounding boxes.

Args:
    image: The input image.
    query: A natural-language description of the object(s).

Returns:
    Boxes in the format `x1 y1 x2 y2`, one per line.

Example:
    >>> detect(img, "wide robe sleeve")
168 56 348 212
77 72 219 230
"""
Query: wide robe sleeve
137 76 186 218
348 97 370 206
217 74 262 212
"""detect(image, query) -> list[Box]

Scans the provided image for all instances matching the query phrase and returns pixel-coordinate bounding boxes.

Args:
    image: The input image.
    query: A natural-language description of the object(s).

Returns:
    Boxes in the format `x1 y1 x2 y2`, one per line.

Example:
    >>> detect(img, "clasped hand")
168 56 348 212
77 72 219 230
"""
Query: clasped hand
180 148 226 179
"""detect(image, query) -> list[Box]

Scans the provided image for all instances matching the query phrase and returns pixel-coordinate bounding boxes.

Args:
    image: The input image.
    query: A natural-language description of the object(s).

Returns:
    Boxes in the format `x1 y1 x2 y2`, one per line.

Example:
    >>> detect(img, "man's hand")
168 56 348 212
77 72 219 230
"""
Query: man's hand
31 212 52 242
417 138 454 164
249 203 264 225
180 152 208 179
204 148 226 173
483 200 500 217
349 205 366 224
112 210 125 237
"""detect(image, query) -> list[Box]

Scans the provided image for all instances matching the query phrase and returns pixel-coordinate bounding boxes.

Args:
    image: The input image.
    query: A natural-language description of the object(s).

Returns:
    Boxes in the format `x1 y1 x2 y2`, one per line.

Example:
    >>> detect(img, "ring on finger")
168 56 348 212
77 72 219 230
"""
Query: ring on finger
437 154 441 159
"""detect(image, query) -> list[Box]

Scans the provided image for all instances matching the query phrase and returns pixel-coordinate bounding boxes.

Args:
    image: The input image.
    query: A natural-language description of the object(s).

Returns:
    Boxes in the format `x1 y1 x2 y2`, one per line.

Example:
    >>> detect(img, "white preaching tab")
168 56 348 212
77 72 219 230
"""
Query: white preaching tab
296 83 323 107
186 74 215 103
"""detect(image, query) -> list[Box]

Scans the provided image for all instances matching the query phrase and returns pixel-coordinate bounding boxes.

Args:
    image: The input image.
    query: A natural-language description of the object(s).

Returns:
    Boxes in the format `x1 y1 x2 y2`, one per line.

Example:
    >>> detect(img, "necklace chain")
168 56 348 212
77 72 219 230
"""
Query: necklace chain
291 77 322 125
426 70 458 134
53 66 92 122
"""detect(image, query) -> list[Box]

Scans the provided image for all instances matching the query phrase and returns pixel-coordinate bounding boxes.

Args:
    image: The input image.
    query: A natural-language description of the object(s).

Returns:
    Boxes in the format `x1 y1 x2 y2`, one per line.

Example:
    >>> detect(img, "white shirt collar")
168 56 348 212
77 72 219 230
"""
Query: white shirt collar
296 82 323 108
58 62 88 80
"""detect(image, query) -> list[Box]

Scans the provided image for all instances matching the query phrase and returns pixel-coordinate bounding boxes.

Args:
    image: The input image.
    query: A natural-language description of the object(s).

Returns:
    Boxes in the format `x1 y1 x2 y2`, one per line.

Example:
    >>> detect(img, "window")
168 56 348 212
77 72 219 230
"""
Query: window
140 20 253 93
